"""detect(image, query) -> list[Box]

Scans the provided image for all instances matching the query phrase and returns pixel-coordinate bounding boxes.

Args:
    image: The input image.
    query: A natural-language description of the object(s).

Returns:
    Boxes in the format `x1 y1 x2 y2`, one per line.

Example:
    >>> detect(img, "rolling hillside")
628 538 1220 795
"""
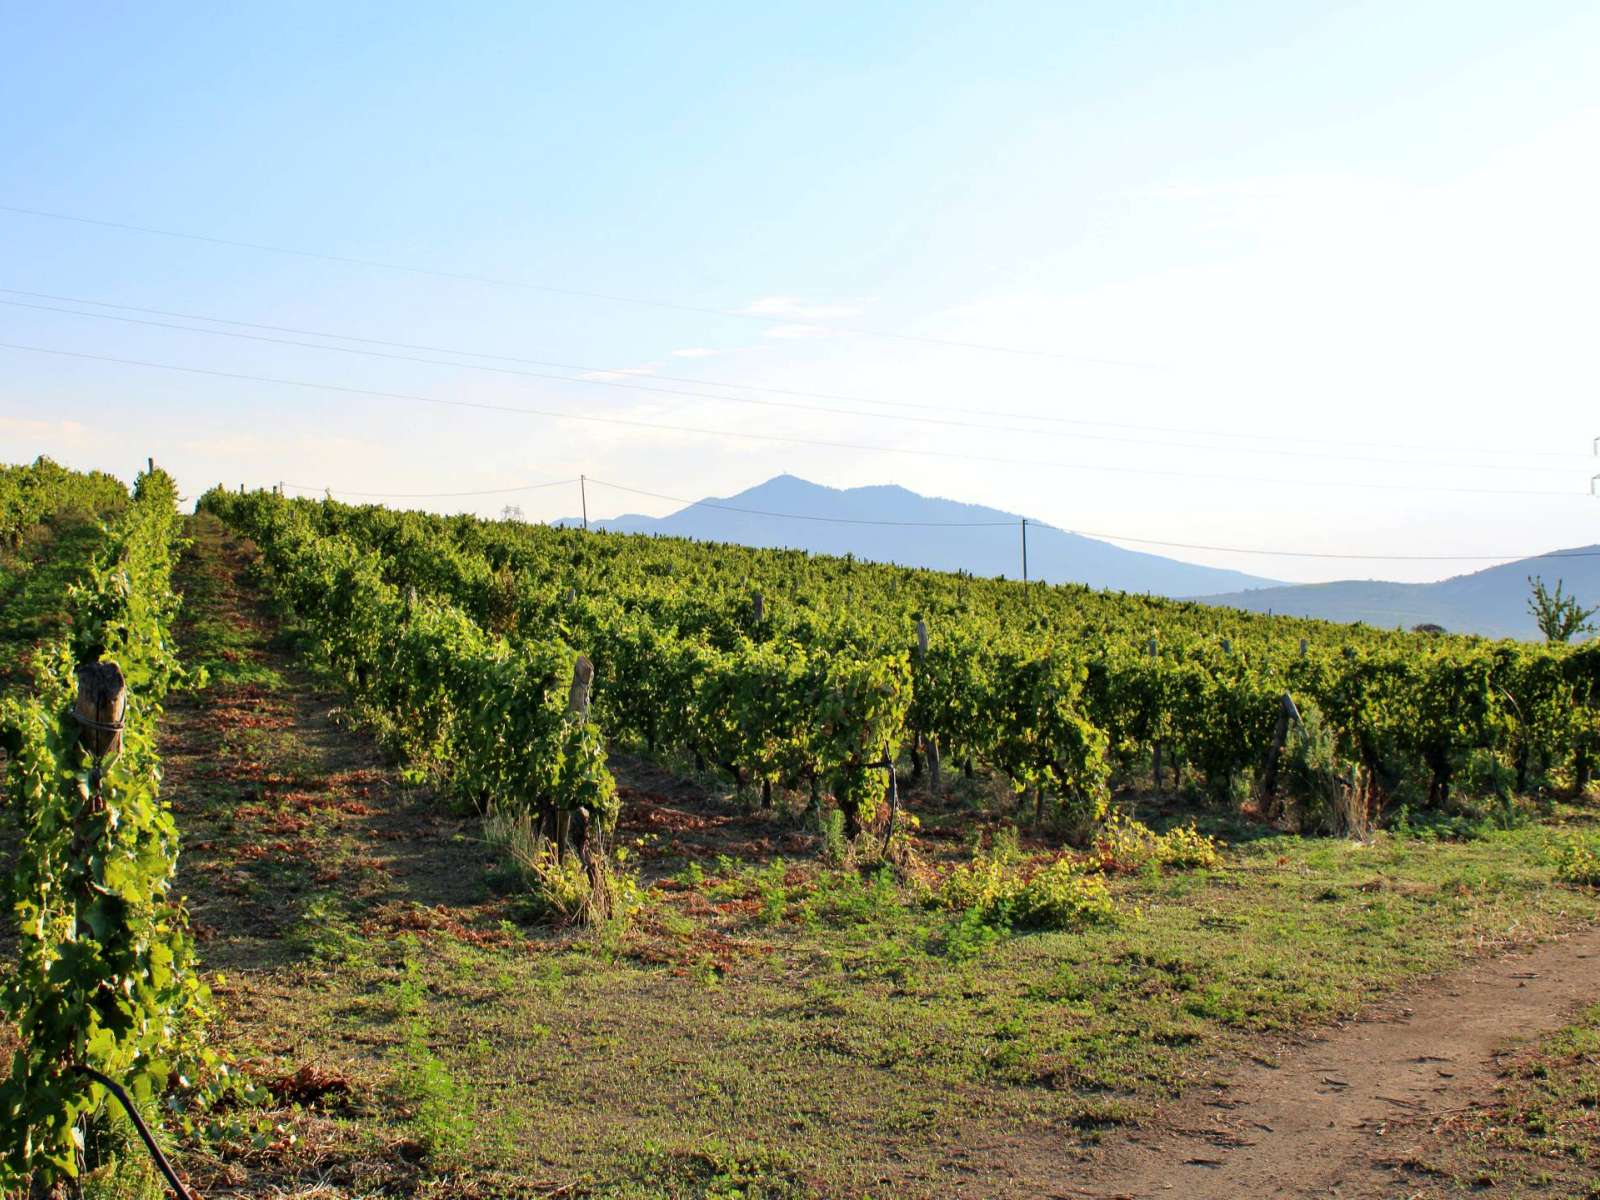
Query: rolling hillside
1194 549 1600 641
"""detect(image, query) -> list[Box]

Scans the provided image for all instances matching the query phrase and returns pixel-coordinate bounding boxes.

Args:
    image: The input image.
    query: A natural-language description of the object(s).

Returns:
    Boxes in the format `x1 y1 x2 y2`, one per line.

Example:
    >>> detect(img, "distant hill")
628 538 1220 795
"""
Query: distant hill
558 474 1278 596
1193 550 1600 641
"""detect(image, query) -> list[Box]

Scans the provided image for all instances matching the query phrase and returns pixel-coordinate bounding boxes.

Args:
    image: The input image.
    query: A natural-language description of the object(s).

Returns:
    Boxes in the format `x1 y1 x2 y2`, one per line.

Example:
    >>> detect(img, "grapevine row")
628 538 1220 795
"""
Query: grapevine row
201 489 1600 829
0 467 212 1187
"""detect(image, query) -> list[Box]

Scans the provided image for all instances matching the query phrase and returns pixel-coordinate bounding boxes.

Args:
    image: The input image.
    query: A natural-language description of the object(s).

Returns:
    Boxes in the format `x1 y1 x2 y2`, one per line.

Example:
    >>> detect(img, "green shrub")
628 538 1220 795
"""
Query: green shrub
1092 810 1221 872
1555 836 1600 886
937 850 1115 931
1010 859 1116 929
392 1020 472 1161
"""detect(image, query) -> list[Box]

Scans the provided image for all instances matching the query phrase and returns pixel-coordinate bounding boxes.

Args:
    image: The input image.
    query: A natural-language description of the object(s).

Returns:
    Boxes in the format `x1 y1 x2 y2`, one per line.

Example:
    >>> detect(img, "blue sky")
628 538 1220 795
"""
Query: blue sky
3 1 1599 582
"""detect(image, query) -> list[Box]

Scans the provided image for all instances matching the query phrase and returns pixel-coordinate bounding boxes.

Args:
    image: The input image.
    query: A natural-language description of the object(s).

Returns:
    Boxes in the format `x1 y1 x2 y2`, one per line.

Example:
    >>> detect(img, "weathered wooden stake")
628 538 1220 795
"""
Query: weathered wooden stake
551 654 591 864
914 619 941 793
74 660 126 761
1148 636 1161 790
1260 692 1301 808
752 592 764 624
1298 638 1309 658
571 805 605 912
567 654 594 718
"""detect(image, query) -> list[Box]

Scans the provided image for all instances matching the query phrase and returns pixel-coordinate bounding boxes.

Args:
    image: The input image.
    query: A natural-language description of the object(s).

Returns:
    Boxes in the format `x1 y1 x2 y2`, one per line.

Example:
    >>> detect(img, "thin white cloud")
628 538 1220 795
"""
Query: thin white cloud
578 365 658 382
762 323 828 340
670 347 720 358
1 415 86 437
743 295 866 321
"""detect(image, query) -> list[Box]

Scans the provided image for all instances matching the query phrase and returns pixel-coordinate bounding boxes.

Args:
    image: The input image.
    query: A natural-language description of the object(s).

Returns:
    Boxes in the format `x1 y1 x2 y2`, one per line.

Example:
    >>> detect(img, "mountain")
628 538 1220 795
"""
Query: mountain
1193 550 1600 641
558 474 1278 596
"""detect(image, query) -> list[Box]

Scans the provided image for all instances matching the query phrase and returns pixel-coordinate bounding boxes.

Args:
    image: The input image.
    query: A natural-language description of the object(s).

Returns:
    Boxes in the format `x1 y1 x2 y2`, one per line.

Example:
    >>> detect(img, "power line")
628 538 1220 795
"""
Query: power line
1 284 1583 467
0 339 1586 500
0 202 1148 365
11 296 1249 461
1060 530 1600 563
249 469 1600 562
281 477 578 499
6 295 1585 475
584 478 1600 562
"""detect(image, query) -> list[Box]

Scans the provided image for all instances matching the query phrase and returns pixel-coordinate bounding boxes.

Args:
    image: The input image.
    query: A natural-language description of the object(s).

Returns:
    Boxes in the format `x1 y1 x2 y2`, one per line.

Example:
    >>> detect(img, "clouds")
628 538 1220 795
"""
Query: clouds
742 295 868 322
738 295 875 340
760 322 830 340
577 365 658 382
0 415 87 439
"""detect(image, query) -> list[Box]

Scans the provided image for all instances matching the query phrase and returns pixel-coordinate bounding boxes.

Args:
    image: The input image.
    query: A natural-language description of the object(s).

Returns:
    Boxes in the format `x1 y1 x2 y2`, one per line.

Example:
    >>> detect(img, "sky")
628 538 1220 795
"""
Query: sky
2 0 1598 584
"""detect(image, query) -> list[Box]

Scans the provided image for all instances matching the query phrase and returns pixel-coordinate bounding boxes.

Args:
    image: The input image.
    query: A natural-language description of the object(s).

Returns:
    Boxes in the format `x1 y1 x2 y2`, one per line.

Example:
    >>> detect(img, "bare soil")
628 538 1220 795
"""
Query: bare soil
1071 925 1600 1199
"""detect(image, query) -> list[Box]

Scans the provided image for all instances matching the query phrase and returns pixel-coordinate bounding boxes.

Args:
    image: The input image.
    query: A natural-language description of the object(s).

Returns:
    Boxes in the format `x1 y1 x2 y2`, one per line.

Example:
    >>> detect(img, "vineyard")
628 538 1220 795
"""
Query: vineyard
3 461 1600 1197
199 486 1600 830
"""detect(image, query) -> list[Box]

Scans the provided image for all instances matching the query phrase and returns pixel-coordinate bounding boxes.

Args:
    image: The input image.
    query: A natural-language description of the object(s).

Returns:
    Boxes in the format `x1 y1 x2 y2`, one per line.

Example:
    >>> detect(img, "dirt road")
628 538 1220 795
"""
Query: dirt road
1075 925 1600 1198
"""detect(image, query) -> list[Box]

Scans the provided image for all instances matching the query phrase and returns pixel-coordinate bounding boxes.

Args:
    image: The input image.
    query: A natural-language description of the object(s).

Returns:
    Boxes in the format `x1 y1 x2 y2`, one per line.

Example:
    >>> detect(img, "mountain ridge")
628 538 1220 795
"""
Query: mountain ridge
557 474 1599 640
1192 550 1600 641
559 474 1279 596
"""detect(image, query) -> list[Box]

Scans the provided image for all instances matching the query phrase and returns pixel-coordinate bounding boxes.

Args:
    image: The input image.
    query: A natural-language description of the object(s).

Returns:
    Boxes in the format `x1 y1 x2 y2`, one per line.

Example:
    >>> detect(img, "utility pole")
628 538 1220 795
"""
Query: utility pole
580 474 589 531
1020 517 1029 582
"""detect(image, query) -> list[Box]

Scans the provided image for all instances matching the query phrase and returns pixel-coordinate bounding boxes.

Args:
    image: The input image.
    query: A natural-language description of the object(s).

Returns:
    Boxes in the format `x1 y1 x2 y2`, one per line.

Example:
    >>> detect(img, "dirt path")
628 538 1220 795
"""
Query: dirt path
162 516 500 970
1073 924 1600 1199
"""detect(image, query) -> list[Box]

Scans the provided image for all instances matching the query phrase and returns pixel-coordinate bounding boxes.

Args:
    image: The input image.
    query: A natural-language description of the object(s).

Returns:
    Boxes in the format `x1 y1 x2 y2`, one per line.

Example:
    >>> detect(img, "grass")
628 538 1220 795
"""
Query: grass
14 513 1600 1198
1404 1004 1600 1198
183 811 1600 1197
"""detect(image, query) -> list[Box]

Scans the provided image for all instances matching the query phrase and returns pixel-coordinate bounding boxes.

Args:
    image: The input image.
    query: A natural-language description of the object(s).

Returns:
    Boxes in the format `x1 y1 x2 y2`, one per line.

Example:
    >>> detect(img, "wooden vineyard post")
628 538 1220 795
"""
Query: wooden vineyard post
567 653 594 718
915 619 941 794
1299 638 1309 658
565 652 607 907
551 654 595 858
1148 637 1163 792
73 661 126 875
752 592 764 624
1260 693 1300 812
74 660 127 765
